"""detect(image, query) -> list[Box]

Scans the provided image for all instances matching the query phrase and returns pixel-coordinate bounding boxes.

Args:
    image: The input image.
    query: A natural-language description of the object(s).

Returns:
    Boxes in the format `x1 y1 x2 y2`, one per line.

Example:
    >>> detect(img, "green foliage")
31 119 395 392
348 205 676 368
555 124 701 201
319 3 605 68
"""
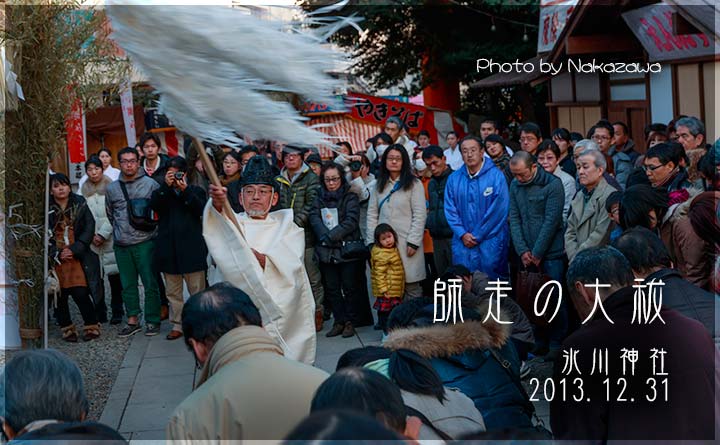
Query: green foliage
2 1 130 348
299 0 538 96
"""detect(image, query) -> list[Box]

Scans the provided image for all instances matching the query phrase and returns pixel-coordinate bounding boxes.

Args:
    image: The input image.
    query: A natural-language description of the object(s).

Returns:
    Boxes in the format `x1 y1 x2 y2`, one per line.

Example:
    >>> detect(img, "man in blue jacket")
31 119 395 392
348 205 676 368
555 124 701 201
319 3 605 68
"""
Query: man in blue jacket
444 136 510 280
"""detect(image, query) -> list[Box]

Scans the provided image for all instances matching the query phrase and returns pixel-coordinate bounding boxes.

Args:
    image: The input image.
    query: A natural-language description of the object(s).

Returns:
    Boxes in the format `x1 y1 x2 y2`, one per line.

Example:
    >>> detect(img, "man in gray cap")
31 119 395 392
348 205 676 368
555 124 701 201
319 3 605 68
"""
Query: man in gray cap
277 144 325 331
204 156 317 363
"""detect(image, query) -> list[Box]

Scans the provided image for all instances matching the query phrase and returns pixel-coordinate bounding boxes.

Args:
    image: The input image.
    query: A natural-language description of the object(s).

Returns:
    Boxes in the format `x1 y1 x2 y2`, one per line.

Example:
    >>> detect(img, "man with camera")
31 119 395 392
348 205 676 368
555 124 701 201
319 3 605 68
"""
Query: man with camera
150 157 208 340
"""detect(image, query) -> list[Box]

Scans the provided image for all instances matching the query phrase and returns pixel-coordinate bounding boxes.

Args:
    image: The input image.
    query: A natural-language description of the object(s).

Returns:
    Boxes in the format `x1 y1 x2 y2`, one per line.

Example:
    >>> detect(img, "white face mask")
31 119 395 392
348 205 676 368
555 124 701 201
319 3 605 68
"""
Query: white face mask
375 144 389 157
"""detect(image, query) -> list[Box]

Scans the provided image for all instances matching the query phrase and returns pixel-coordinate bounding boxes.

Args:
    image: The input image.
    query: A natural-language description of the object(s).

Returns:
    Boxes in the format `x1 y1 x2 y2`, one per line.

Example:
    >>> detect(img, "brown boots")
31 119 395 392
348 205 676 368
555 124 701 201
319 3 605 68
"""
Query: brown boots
62 324 100 342
326 321 355 338
82 324 101 341
62 324 78 342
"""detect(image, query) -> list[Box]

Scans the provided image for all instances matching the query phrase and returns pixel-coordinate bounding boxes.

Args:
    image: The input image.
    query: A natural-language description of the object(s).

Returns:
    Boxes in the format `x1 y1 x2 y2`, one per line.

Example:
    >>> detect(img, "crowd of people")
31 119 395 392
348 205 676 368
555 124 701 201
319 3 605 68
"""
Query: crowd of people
8 113 718 442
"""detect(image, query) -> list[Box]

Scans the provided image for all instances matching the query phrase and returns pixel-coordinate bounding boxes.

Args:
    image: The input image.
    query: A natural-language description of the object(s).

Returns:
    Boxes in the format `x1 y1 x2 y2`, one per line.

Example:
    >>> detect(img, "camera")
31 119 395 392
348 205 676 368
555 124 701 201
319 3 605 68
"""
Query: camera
349 161 362 172
174 172 185 180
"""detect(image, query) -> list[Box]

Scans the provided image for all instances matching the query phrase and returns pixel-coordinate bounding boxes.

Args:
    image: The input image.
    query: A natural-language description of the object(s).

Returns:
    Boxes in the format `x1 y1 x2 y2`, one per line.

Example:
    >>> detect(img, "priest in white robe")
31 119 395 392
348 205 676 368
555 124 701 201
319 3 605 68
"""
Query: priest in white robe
203 156 316 364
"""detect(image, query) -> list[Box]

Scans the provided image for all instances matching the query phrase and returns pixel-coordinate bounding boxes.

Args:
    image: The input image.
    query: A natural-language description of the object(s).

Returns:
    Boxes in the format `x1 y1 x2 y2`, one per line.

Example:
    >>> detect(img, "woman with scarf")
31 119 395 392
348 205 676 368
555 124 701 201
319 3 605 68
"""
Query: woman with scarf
80 156 123 325
49 174 102 342
309 163 369 338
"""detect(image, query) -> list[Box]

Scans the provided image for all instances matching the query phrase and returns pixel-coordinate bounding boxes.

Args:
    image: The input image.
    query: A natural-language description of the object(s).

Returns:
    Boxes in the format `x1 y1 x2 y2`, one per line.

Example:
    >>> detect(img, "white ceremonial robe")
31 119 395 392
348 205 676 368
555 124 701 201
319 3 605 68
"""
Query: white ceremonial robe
202 202 317 364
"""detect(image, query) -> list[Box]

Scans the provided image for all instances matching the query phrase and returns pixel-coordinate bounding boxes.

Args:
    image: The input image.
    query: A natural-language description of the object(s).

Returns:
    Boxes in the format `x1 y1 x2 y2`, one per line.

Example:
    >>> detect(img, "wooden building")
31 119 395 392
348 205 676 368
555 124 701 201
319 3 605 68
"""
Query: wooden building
473 0 718 154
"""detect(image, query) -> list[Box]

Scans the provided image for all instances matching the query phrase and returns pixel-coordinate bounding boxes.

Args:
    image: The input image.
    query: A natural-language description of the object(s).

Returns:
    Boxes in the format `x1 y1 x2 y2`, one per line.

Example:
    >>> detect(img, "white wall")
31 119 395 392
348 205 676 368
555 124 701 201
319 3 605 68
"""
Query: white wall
649 64 673 125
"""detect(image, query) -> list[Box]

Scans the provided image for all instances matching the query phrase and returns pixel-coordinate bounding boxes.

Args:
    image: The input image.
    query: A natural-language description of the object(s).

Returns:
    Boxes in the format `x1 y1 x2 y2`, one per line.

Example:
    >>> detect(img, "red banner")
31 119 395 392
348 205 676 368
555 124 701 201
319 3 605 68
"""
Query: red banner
66 98 86 164
347 92 427 132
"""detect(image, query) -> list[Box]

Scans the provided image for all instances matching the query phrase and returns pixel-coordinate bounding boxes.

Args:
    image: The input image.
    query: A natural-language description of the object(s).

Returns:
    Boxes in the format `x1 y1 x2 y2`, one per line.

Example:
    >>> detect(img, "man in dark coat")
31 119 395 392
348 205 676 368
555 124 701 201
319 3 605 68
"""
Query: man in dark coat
508 151 566 360
422 145 454 276
138 132 172 319
150 156 208 340
612 227 718 344
551 246 719 442
277 144 324 324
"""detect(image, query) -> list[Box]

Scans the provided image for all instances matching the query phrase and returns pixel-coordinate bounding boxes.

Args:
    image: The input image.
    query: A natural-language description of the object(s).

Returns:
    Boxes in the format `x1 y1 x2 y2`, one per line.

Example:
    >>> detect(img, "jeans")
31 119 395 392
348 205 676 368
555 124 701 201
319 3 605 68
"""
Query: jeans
114 241 161 325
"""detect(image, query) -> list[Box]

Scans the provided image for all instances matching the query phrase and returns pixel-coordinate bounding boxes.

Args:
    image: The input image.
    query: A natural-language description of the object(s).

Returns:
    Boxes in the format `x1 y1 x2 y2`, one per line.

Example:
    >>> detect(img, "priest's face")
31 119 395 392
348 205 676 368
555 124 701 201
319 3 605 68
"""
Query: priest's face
241 184 278 218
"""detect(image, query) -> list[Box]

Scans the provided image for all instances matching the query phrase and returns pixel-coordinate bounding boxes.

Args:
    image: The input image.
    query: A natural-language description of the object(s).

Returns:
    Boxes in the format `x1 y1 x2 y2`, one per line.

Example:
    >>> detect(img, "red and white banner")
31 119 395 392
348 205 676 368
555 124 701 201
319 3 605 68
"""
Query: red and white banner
537 0 579 53
120 80 137 147
622 3 713 62
65 98 86 164
307 115 381 158
151 129 185 158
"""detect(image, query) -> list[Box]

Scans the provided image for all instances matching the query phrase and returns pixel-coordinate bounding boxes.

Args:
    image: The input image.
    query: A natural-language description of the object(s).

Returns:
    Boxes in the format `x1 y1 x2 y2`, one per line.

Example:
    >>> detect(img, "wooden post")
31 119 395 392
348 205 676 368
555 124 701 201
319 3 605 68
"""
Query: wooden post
192 138 244 238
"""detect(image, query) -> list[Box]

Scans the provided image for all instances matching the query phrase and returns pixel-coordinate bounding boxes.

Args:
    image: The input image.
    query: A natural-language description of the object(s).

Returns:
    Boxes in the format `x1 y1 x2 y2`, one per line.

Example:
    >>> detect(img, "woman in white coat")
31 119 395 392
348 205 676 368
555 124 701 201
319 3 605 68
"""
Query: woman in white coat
80 156 124 324
366 144 427 298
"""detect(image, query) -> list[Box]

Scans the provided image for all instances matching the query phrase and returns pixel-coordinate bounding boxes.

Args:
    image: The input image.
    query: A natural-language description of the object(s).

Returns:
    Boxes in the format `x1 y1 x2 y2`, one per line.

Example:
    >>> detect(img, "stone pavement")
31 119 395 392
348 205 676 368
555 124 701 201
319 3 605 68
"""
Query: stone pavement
100 320 550 443
99 321 384 443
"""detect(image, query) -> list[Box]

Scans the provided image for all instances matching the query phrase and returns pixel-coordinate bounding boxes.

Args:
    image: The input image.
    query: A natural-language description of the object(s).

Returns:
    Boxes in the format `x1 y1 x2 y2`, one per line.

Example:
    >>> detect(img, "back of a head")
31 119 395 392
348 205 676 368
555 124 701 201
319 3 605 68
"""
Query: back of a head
310 368 407 434
619 184 668 230
181 282 262 349
567 246 634 293
284 410 402 443
336 347 446 403
0 350 88 435
612 227 672 275
10 421 127 445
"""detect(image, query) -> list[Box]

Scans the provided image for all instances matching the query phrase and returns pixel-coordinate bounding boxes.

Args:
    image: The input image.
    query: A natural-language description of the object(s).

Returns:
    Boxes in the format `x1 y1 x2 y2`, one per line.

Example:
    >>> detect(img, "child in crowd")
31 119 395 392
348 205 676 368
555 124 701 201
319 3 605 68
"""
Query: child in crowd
605 191 624 242
370 224 405 333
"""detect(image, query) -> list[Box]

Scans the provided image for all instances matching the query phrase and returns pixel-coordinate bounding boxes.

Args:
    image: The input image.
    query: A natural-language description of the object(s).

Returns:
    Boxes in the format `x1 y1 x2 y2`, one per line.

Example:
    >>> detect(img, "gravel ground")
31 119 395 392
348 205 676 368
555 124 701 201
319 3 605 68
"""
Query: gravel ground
46 287 134 421
48 305 132 421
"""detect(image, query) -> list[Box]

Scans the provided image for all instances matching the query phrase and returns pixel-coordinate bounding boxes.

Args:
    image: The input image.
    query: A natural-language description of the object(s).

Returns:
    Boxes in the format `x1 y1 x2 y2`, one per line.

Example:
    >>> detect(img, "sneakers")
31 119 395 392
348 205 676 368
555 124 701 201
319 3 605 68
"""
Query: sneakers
118 323 142 338
145 323 161 336
520 361 532 379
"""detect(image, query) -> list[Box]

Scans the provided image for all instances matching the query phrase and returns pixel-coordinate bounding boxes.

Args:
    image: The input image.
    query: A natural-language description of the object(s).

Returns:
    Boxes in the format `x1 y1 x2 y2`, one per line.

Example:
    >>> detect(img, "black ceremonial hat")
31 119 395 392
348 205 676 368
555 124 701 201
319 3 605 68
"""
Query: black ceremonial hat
241 156 280 191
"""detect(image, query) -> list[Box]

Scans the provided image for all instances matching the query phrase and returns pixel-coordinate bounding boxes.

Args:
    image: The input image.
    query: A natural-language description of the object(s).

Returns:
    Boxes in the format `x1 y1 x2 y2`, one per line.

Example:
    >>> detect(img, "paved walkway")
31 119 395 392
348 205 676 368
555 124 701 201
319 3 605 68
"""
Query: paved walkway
99 321 384 442
100 321 550 442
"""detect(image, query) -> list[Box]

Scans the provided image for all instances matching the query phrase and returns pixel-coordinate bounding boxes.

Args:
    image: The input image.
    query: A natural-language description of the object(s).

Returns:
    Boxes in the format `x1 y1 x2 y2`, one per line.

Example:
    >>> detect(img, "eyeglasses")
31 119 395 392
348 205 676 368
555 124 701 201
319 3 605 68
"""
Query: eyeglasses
324 176 341 183
519 137 537 143
642 163 666 172
386 156 403 162
242 188 273 197
119 159 138 165
592 135 611 142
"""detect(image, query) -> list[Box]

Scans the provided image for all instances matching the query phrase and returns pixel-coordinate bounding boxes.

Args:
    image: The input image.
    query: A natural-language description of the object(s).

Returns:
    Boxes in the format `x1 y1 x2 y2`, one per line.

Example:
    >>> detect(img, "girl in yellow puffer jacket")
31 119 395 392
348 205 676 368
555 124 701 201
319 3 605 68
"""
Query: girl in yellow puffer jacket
371 223 405 333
